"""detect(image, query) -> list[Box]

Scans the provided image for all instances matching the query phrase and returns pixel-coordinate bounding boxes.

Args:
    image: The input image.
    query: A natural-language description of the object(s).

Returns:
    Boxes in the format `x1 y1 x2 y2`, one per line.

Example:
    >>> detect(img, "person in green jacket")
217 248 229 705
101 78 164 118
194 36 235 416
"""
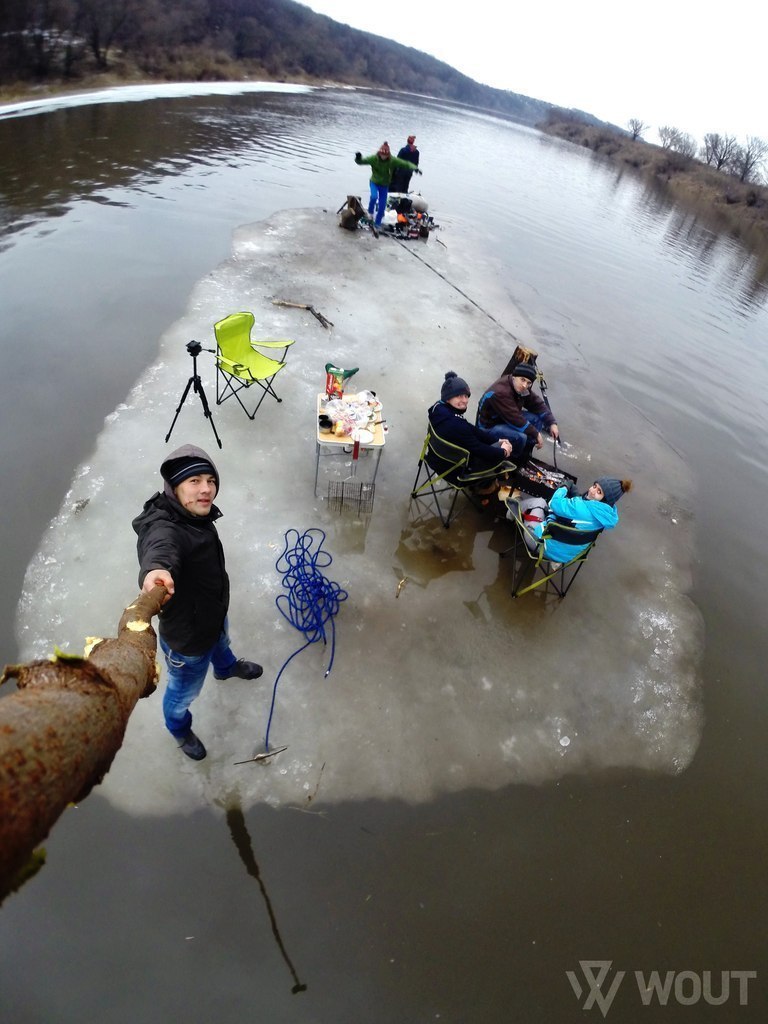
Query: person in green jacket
354 140 421 227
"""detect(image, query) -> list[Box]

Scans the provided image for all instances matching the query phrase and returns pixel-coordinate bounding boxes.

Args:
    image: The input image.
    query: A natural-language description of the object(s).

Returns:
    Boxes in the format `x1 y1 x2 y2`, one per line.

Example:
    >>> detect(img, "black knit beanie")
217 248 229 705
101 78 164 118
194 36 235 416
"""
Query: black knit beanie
512 363 537 382
163 456 217 489
441 371 471 401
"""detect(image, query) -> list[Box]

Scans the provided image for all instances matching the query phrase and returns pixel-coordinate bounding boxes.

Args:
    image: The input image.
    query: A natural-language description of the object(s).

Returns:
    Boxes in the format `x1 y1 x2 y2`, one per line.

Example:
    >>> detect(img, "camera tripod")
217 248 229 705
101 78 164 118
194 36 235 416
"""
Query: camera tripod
165 340 222 448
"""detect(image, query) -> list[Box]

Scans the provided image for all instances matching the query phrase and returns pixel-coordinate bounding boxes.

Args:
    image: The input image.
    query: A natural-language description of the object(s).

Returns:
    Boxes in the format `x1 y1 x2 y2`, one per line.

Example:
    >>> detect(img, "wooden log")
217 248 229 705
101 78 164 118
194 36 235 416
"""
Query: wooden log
271 299 334 329
0 586 166 900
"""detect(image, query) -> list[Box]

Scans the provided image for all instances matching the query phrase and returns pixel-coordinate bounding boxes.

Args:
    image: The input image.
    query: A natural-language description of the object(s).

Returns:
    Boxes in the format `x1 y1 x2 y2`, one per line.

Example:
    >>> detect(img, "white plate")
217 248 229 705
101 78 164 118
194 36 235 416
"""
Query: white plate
352 427 374 444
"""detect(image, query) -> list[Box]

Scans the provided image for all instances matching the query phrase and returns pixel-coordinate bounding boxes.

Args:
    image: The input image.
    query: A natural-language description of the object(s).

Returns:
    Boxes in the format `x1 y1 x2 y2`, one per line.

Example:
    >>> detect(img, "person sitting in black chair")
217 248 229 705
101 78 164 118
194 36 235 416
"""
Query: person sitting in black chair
429 371 514 493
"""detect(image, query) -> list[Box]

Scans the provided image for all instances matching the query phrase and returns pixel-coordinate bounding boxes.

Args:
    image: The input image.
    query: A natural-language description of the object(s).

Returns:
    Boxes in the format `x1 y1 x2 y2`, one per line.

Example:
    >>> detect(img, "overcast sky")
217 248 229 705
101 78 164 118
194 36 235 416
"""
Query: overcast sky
303 0 766 144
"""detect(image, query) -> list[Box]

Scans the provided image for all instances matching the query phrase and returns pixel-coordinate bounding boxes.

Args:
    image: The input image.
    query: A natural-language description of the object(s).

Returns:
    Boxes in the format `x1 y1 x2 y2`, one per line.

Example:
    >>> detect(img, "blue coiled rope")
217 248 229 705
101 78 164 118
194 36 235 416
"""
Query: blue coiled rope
263 528 349 751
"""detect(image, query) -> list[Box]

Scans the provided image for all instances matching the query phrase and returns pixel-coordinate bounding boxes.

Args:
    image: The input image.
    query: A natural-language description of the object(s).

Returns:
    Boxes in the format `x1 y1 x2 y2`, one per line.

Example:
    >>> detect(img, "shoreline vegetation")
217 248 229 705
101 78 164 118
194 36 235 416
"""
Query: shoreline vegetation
4 72 768 265
542 115 768 258
0 0 556 125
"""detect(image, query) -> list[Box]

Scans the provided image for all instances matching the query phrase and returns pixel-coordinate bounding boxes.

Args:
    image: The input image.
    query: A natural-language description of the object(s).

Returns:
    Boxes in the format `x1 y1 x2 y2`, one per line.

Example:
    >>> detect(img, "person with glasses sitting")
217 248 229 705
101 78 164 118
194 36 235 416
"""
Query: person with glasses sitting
476 362 560 458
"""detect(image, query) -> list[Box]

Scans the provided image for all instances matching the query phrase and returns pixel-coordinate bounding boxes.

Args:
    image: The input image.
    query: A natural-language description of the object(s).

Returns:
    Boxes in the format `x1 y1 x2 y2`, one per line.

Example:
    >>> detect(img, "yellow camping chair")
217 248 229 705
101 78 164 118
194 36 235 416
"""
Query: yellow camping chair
213 312 295 420
410 421 515 528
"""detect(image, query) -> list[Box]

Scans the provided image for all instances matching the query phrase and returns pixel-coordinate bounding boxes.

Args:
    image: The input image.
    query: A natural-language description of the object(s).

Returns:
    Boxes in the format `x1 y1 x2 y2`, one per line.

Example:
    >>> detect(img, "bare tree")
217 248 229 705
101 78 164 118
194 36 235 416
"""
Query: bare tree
701 133 738 170
627 118 648 142
658 126 697 158
670 131 698 159
75 0 134 68
122 0 208 53
728 136 768 183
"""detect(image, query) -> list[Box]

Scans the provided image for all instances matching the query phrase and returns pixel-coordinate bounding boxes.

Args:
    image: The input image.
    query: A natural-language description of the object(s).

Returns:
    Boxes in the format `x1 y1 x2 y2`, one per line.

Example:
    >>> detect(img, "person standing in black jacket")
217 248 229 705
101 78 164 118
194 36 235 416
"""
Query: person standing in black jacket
390 135 420 193
133 444 262 761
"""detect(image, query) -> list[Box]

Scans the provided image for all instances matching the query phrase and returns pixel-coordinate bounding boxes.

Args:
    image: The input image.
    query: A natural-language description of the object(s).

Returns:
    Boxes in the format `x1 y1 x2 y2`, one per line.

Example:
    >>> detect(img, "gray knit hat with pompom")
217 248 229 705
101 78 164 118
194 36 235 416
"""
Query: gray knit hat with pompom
596 477 623 506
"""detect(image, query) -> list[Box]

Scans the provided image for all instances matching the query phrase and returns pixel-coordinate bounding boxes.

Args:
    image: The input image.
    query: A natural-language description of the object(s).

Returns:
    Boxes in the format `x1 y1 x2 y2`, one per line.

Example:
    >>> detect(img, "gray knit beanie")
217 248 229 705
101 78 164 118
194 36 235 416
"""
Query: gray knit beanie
441 371 471 401
596 477 623 506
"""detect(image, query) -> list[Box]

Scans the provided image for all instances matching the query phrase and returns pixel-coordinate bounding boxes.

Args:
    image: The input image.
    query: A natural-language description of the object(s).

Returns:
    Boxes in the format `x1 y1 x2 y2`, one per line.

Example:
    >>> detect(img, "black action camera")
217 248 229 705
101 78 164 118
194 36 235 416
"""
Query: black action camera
186 339 202 357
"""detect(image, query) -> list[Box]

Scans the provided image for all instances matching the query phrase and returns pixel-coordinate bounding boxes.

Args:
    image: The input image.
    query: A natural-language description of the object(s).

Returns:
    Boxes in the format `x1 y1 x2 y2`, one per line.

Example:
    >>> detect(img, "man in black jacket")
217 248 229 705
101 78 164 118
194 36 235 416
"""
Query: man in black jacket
428 372 514 490
390 135 420 193
133 444 262 761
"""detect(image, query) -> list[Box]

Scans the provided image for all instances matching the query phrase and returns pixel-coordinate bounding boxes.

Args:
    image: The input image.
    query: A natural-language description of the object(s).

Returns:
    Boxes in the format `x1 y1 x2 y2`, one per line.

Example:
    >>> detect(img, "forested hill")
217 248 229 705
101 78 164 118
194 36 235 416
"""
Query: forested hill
0 0 605 128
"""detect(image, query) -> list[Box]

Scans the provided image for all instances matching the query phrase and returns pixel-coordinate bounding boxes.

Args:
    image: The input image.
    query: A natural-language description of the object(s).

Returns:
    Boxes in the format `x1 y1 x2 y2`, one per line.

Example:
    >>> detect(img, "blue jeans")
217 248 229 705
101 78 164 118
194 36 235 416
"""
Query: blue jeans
485 412 549 456
368 181 389 225
159 621 237 738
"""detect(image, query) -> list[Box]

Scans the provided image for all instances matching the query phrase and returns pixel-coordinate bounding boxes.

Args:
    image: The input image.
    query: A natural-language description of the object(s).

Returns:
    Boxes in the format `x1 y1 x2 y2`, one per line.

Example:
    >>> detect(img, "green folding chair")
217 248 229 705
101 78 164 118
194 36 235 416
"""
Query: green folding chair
502 500 602 598
213 311 295 420
410 422 515 528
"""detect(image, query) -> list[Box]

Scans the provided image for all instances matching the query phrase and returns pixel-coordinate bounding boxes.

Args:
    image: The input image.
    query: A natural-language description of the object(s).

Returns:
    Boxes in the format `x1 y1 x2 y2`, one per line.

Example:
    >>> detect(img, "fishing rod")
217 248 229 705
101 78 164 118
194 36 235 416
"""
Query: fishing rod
537 371 561 469
391 236 519 344
391 236 565 464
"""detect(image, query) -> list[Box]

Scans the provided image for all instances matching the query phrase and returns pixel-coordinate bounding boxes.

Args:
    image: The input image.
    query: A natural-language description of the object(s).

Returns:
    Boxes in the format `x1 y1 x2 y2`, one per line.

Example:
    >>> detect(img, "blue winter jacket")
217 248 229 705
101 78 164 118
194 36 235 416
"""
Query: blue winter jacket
532 486 619 563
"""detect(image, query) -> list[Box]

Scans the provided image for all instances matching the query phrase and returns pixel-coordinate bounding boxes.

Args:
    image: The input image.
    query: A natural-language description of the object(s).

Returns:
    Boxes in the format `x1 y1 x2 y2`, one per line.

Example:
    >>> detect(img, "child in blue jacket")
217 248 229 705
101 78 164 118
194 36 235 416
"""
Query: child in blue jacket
508 476 632 565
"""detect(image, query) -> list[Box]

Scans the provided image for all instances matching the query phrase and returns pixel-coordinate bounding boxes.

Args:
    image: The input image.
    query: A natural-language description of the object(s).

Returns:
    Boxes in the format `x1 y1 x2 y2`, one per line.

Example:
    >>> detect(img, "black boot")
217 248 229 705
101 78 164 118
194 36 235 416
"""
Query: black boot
214 659 263 681
177 731 207 761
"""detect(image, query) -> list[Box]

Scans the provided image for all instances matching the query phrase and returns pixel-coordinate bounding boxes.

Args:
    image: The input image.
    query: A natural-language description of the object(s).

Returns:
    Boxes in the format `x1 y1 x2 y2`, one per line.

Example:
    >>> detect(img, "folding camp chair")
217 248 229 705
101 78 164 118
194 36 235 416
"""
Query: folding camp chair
410 422 515 528
502 501 602 598
213 311 295 420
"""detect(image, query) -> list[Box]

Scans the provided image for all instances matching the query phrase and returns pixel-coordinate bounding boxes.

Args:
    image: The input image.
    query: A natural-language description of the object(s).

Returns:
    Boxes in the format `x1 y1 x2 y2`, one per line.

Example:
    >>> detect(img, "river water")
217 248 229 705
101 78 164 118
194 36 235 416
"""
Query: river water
0 84 766 1022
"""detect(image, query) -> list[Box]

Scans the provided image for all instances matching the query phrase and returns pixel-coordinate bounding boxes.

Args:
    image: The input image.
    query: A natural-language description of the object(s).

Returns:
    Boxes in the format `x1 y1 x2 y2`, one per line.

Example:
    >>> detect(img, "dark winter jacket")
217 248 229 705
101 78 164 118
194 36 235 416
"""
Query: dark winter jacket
132 445 229 655
476 374 556 440
397 143 420 166
390 144 420 192
428 400 508 472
